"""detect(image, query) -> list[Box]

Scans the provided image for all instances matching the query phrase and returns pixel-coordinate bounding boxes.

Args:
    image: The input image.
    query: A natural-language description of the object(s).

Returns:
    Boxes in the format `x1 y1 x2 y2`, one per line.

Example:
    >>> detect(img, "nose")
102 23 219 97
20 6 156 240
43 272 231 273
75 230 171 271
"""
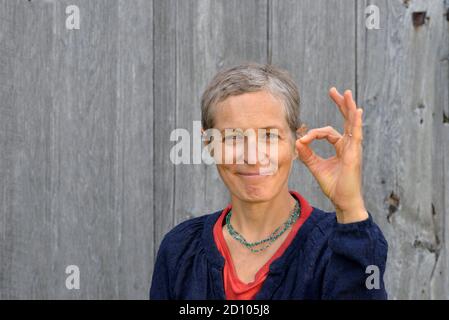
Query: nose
238 135 274 167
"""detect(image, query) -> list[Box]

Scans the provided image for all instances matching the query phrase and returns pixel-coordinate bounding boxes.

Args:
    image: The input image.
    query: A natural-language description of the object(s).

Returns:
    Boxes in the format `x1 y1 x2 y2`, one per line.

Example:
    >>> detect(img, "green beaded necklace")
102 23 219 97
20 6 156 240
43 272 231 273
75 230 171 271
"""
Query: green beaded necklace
225 199 301 253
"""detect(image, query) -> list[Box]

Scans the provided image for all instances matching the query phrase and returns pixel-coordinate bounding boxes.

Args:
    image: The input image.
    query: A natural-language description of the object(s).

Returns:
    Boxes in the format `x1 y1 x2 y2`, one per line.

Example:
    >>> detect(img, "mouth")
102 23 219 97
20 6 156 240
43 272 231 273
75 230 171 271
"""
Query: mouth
236 170 275 177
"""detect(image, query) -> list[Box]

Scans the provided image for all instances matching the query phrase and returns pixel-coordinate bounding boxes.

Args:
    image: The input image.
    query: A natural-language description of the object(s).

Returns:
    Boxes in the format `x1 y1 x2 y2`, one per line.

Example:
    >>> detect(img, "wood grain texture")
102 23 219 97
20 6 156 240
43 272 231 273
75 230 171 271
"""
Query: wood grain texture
0 0 448 299
357 0 449 299
0 0 154 299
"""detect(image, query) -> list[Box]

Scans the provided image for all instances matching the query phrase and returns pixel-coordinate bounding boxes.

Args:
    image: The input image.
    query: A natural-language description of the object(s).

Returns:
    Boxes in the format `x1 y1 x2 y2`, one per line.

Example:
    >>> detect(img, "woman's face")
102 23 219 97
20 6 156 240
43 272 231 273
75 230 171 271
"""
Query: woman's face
208 90 298 202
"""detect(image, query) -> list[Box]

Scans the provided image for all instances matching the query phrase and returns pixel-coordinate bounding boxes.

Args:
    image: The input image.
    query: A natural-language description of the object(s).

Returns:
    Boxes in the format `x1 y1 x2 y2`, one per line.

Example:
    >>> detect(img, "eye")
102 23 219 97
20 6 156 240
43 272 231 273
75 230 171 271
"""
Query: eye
223 134 244 144
262 131 279 141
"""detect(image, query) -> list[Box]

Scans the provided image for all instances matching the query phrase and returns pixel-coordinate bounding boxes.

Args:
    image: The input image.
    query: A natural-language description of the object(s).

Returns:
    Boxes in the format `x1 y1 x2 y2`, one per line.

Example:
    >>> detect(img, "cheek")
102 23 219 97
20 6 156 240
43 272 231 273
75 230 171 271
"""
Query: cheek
277 150 295 175
268 140 296 168
216 163 234 181
211 142 240 165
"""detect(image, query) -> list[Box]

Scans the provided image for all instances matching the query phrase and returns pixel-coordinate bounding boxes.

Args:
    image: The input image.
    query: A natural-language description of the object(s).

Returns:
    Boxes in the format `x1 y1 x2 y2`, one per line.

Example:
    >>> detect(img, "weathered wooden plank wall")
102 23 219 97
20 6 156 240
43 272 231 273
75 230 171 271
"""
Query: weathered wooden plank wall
0 0 448 299
0 0 154 299
356 0 449 299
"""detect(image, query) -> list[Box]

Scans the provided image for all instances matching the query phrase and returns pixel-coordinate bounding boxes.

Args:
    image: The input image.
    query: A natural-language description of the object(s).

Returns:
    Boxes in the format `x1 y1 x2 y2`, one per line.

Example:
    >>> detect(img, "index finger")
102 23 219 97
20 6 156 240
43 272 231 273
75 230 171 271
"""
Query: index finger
329 87 348 119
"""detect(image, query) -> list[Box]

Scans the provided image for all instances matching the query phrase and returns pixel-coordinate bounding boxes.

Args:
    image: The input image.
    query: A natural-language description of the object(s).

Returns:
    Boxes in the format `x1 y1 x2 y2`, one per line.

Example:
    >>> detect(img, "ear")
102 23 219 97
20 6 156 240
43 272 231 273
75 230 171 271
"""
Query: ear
293 123 308 160
292 142 299 160
296 123 309 138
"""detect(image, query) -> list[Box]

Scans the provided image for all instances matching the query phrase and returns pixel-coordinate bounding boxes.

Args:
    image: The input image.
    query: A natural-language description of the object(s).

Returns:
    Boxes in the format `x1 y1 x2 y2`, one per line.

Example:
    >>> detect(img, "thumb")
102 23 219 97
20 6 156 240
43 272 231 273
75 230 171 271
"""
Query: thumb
295 139 319 168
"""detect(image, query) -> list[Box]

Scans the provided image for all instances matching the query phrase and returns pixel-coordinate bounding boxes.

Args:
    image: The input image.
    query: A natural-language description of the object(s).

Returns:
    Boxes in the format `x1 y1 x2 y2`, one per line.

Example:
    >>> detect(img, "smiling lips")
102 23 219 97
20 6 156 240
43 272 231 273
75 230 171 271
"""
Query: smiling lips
236 170 274 177
237 171 260 176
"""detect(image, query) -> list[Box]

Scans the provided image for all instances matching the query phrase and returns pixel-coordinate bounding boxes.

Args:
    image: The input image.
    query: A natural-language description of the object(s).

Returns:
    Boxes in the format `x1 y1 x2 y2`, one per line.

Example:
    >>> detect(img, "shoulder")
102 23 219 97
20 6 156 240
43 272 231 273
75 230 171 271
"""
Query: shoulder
156 210 221 260
162 210 218 241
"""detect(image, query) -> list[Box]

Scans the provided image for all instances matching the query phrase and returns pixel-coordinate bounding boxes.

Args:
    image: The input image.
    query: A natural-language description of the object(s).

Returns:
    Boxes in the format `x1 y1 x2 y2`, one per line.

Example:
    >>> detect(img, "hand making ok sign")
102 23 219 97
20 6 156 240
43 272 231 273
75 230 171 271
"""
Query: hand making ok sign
296 88 369 224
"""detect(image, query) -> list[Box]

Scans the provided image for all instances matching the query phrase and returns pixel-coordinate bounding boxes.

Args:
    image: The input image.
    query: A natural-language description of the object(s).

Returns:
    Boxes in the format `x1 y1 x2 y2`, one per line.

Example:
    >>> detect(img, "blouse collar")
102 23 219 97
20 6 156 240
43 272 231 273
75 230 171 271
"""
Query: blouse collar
201 190 317 272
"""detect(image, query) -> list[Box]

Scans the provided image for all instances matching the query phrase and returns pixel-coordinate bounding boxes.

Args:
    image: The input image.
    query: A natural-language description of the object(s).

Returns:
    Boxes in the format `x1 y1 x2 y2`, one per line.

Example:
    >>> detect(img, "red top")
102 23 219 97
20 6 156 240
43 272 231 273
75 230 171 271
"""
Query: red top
213 190 313 300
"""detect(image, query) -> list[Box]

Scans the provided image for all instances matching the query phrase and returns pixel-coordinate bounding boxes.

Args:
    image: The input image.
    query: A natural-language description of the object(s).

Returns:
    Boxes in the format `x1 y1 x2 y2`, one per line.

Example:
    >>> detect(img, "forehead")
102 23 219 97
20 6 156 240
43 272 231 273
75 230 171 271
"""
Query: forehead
213 90 288 131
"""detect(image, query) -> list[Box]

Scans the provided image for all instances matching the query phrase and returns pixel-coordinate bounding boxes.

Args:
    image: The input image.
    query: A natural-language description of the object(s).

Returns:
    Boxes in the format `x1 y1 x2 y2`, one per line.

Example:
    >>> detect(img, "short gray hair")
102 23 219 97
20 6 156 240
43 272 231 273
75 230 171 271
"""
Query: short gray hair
200 62 302 136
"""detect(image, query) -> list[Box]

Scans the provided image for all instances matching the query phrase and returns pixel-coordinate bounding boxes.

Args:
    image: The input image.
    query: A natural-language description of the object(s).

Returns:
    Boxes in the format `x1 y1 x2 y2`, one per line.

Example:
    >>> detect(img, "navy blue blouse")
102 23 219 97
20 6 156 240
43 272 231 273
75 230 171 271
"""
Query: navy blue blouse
149 202 388 300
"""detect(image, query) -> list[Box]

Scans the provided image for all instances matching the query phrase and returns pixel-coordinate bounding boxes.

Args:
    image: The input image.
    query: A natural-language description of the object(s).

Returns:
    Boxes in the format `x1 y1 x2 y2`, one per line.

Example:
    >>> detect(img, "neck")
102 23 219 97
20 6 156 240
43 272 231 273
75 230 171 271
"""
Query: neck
229 186 297 241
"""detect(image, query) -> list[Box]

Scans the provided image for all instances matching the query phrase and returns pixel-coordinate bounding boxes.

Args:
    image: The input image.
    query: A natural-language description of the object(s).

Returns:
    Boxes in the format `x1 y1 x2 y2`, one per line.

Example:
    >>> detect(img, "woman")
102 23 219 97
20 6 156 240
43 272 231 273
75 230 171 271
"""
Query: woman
150 63 388 300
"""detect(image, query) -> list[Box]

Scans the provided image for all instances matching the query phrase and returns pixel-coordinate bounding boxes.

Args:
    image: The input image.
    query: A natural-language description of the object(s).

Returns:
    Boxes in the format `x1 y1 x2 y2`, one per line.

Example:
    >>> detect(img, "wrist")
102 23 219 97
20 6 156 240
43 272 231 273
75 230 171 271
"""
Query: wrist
335 199 369 224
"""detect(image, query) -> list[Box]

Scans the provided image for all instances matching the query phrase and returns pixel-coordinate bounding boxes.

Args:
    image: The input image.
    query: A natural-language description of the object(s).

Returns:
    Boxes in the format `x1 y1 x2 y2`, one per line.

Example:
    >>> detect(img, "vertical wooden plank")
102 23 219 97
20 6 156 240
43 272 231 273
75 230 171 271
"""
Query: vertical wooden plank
50 0 121 299
429 0 449 299
116 0 154 299
270 0 356 212
51 0 155 299
0 0 56 299
153 0 177 262
0 0 18 298
357 0 448 299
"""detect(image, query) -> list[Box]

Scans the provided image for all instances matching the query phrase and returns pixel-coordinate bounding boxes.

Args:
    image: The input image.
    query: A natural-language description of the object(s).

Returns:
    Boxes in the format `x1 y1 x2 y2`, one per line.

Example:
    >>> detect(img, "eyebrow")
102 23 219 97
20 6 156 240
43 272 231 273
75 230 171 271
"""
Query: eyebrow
220 126 285 133
260 126 284 132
